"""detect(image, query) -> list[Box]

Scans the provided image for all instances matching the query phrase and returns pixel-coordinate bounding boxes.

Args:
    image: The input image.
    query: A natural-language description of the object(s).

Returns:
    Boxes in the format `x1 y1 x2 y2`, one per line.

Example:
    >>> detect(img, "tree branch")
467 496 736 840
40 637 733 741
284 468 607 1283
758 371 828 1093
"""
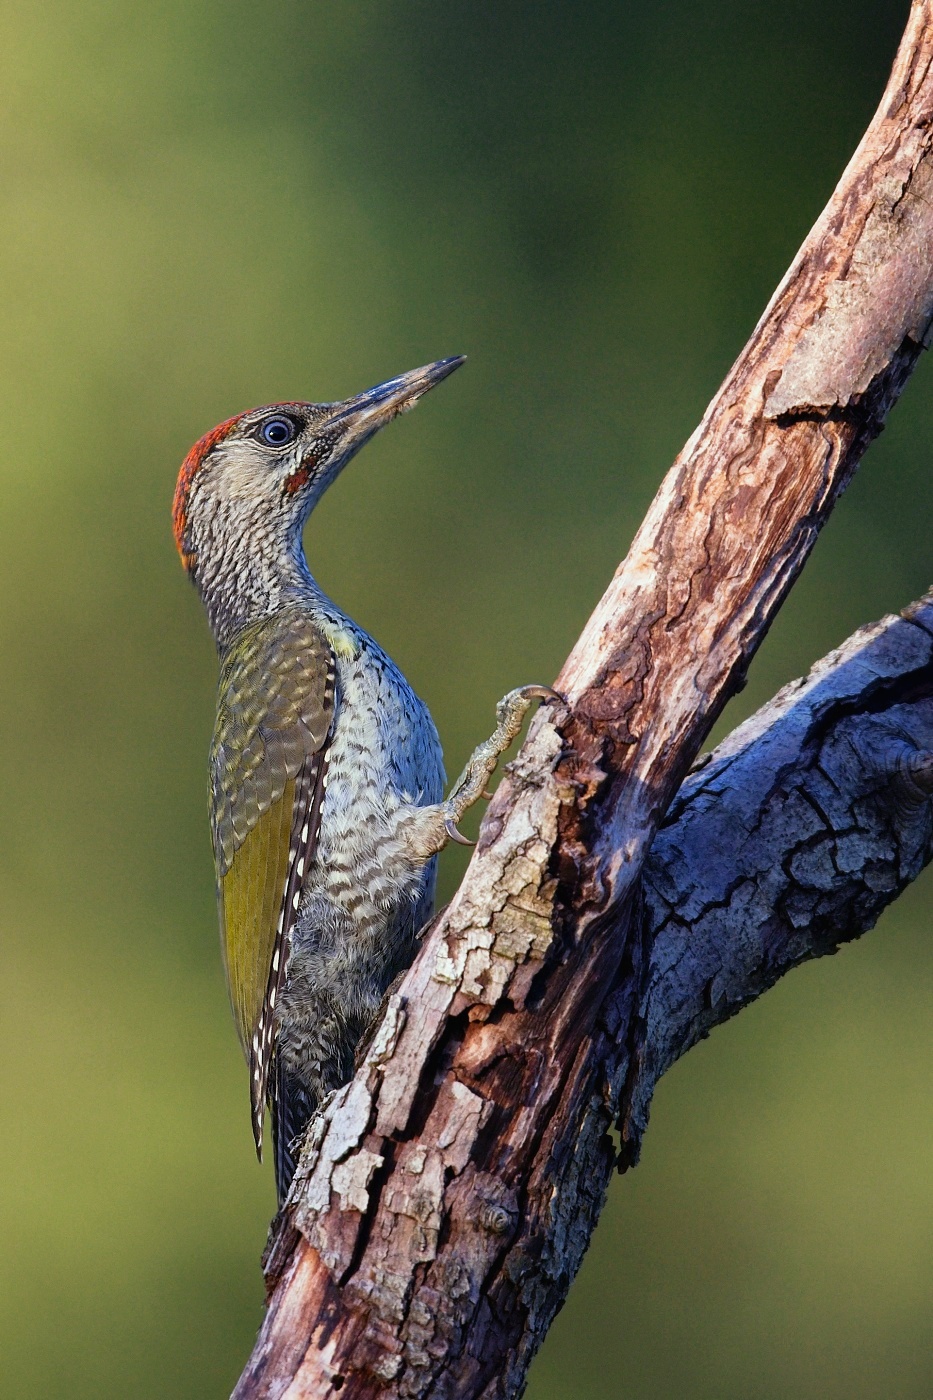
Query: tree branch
234 5 933 1397
636 594 933 1129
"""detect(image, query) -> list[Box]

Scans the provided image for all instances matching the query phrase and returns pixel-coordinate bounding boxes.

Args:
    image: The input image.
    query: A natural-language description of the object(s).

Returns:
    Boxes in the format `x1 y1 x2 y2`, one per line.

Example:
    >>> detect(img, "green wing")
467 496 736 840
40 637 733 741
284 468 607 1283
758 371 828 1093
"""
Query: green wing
209 607 335 1153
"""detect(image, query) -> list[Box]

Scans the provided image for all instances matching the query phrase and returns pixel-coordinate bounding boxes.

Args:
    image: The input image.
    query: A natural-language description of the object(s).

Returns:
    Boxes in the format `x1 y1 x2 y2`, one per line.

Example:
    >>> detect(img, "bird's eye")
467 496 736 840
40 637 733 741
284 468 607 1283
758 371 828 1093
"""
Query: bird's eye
259 416 298 447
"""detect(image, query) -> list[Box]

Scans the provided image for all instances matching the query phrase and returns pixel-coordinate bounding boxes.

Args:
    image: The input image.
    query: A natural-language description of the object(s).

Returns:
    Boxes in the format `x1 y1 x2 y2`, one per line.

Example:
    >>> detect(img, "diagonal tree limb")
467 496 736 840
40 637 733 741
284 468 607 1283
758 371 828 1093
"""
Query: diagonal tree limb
245 595 933 1394
234 5 933 1396
636 594 933 1131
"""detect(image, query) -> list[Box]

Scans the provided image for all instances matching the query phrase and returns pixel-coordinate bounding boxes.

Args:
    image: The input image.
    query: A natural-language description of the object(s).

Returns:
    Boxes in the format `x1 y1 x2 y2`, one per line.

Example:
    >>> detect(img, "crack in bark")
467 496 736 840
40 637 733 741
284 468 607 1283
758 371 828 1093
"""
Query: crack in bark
639 599 933 1105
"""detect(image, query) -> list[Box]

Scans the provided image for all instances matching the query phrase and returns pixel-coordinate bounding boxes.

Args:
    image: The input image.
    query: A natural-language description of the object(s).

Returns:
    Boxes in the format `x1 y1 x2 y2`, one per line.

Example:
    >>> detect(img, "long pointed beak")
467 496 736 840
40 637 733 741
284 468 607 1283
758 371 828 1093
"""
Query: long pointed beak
328 356 466 441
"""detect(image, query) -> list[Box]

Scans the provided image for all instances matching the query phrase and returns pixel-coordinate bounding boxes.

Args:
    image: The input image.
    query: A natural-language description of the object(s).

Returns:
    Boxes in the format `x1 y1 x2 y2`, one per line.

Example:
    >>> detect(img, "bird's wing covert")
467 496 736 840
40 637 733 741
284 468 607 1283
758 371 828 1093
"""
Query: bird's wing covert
209 607 335 1156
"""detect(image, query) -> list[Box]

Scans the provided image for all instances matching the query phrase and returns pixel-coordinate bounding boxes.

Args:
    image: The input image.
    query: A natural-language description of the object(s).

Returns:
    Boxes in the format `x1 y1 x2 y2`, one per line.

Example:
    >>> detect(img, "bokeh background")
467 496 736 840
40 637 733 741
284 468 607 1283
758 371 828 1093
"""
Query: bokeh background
2 1 932 1396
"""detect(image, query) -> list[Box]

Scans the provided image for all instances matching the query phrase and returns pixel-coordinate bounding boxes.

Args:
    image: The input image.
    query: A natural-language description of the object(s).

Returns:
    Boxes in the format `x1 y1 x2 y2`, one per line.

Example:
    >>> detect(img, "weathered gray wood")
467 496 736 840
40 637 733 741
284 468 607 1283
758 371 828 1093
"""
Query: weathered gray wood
634 596 933 1137
233 6 933 1397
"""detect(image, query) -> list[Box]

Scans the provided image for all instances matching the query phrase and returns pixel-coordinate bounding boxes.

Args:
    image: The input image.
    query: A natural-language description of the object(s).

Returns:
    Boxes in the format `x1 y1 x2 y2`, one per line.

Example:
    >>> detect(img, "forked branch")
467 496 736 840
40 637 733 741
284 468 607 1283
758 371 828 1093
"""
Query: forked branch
234 5 933 1396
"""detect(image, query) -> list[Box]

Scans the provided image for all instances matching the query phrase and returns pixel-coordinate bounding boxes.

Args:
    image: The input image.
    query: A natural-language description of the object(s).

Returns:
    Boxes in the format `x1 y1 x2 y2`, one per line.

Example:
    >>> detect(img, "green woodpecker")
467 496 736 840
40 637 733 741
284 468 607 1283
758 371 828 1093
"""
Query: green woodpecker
173 359 556 1202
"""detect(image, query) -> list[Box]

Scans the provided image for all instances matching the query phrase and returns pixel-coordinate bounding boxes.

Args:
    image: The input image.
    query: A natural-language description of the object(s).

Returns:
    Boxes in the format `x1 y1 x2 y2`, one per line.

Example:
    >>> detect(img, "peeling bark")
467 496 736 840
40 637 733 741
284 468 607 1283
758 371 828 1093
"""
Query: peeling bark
233 6 933 1398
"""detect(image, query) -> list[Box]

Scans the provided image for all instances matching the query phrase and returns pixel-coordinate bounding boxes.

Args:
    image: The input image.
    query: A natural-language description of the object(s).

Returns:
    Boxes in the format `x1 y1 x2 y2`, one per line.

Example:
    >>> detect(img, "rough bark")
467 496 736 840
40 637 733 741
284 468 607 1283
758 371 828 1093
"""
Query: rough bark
234 6 933 1397
638 595 933 1119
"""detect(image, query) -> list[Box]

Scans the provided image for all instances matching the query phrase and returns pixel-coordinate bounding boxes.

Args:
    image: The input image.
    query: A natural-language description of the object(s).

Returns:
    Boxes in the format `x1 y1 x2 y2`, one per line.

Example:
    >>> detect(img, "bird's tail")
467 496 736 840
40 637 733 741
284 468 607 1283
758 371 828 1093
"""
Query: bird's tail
271 1054 317 1206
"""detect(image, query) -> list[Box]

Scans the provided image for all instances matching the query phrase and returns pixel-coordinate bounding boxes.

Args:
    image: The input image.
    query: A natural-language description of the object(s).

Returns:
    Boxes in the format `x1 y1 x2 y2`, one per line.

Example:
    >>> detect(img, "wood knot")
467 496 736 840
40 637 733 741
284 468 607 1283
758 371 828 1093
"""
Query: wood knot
888 744 933 819
477 1201 513 1235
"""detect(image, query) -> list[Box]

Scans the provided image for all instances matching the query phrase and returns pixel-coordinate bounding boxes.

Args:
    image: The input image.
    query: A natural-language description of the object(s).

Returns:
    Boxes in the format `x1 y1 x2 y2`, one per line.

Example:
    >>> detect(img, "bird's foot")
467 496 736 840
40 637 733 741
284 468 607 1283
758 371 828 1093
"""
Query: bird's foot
442 685 563 846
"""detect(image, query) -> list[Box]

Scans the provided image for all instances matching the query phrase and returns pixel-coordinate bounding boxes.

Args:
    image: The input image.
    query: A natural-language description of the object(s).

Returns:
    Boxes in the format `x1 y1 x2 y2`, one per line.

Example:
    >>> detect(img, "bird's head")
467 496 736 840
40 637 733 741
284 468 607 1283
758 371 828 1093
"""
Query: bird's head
173 357 465 589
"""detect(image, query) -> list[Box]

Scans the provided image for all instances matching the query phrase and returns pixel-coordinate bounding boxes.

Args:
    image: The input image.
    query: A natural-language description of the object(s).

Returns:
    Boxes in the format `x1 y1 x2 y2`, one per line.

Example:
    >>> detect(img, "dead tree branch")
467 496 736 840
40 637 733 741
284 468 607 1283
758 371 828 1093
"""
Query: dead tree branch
234 5 933 1396
638 595 933 1122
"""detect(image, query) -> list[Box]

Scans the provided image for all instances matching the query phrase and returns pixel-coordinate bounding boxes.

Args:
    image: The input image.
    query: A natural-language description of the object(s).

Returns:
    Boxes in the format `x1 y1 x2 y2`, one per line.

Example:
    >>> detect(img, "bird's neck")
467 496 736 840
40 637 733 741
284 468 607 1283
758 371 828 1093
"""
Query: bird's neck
196 528 332 651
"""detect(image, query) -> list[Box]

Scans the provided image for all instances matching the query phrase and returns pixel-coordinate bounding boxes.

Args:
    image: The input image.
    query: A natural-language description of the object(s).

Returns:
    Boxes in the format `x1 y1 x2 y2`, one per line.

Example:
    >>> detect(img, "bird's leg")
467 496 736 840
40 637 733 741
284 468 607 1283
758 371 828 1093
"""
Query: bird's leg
401 685 559 859
441 685 561 845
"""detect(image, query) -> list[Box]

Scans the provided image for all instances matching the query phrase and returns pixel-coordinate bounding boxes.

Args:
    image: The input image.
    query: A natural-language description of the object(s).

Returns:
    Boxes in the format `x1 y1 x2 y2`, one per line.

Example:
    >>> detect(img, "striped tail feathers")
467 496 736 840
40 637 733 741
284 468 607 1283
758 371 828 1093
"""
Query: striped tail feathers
271 1052 318 1205
249 749 329 1158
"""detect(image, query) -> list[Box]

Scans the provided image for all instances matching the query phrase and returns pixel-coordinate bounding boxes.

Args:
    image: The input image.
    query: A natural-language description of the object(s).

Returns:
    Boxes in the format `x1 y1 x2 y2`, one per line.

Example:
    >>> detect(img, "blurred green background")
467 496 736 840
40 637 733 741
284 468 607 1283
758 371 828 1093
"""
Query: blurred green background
2 1 932 1396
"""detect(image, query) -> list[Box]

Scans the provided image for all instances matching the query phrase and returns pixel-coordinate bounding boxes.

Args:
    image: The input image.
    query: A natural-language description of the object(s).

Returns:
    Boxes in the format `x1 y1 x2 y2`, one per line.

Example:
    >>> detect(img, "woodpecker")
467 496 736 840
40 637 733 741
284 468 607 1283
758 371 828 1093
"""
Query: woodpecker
174 358 556 1203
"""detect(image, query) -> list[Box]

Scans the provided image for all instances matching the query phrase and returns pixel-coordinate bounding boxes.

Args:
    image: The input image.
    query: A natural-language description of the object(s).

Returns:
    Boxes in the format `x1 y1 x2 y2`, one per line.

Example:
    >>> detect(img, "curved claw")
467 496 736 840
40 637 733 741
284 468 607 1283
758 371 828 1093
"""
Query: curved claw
518 684 564 703
445 815 475 847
